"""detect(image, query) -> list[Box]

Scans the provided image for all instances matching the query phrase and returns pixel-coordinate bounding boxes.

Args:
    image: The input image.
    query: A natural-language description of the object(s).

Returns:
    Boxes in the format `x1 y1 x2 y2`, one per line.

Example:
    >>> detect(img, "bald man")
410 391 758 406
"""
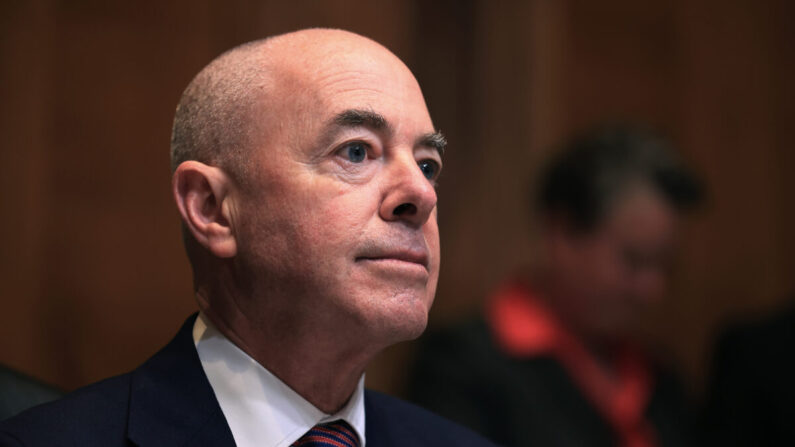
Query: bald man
0 29 495 447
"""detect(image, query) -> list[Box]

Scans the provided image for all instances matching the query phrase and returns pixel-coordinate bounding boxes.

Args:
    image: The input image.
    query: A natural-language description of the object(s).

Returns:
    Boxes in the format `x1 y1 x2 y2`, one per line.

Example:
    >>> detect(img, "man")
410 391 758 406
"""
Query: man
409 126 703 446
0 29 494 446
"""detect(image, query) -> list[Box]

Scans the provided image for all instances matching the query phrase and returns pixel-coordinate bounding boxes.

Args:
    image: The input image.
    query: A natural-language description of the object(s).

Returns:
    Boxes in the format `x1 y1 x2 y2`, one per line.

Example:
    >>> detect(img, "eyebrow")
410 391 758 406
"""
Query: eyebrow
416 131 447 155
333 109 391 133
325 108 446 154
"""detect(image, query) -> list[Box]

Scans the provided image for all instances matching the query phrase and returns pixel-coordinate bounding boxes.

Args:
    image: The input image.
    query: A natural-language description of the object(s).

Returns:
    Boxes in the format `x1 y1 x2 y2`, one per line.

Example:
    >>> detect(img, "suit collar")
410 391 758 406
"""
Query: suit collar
127 314 236 446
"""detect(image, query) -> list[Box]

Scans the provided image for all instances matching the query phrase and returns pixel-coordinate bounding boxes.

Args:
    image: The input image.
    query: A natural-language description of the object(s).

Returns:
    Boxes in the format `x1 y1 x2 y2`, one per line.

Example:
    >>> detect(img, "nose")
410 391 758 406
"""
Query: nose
379 152 437 228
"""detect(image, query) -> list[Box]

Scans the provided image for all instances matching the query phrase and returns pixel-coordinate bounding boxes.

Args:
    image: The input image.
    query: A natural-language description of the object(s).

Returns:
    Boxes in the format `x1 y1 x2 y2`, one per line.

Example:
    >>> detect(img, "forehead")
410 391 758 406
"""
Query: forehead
276 42 433 132
602 187 679 243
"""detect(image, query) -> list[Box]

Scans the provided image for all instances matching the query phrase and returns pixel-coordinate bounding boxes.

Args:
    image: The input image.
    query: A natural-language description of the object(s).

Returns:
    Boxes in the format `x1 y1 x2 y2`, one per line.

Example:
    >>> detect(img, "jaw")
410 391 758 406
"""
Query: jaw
338 284 433 345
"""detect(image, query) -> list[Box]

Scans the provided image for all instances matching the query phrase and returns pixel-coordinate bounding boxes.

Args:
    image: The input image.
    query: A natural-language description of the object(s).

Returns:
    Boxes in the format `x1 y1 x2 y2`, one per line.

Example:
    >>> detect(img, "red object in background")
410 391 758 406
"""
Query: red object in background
489 281 657 447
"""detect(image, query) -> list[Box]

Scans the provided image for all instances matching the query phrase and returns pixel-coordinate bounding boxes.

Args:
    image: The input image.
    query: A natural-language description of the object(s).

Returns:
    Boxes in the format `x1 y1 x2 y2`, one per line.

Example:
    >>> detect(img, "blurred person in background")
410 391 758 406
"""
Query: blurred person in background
409 125 704 447
701 300 795 446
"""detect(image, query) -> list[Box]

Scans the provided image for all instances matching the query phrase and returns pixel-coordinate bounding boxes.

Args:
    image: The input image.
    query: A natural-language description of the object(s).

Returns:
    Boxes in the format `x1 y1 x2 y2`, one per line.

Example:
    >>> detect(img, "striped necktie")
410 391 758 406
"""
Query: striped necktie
291 420 360 447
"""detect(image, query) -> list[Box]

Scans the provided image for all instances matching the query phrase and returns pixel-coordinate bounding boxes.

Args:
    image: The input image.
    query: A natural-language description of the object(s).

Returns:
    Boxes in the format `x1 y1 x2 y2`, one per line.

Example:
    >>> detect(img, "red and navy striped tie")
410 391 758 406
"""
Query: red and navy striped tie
291 420 360 447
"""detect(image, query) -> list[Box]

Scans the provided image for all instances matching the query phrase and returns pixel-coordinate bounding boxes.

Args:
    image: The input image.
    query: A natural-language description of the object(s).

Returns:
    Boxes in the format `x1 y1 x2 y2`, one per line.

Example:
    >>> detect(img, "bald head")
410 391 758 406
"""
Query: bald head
169 29 415 181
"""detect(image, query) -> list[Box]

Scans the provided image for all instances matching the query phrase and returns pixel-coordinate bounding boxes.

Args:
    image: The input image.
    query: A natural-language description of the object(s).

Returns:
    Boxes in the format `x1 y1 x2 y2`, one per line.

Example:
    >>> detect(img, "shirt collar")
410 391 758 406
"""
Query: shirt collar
193 313 366 447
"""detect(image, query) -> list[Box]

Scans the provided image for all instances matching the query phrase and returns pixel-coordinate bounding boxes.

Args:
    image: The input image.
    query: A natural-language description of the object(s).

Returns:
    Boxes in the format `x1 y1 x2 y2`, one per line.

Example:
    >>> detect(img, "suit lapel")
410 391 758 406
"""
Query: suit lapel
364 391 390 447
365 391 410 447
127 314 236 446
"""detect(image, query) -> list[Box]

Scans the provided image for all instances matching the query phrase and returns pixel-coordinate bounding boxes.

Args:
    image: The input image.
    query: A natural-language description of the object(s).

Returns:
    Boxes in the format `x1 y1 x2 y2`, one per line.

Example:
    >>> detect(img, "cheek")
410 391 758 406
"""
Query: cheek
424 217 441 297
303 205 355 244
237 178 353 264
633 271 667 303
590 246 627 288
310 187 380 240
425 213 441 266
287 185 385 278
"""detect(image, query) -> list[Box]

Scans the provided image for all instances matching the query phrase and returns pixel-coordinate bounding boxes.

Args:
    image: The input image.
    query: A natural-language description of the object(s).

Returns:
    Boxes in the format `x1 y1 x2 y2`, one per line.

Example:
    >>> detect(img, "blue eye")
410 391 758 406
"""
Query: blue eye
418 159 440 180
343 142 367 163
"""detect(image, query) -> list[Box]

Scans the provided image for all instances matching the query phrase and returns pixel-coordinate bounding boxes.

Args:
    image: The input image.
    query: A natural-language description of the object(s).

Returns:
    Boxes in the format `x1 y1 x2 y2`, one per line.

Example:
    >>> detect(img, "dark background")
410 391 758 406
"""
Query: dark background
1 0 793 399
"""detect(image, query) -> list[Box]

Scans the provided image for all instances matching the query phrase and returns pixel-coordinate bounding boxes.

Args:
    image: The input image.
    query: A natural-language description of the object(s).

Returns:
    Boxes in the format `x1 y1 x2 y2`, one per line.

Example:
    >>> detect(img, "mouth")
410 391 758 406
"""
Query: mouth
355 249 430 271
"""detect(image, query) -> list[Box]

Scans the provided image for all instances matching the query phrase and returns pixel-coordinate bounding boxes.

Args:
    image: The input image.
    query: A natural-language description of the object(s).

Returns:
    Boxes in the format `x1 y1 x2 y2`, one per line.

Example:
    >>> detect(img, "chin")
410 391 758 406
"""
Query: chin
363 290 432 345
381 312 428 344
396 308 430 340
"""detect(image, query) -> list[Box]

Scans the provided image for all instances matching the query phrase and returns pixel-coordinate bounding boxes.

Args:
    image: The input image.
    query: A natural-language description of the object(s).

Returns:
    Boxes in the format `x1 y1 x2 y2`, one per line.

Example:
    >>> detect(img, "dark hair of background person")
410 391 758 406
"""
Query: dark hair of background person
535 125 705 232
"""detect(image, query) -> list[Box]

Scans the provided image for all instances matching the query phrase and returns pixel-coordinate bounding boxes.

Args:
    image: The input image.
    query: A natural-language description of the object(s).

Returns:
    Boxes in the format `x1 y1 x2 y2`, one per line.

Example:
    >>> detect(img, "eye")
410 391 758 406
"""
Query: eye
339 142 368 163
418 159 441 180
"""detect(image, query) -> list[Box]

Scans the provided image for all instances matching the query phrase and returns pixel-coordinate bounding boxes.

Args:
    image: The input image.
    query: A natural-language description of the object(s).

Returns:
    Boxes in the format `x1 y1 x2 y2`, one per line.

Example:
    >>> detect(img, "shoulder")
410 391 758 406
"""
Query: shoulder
711 304 795 376
0 315 207 447
364 390 498 446
701 305 795 446
0 373 132 446
0 365 63 421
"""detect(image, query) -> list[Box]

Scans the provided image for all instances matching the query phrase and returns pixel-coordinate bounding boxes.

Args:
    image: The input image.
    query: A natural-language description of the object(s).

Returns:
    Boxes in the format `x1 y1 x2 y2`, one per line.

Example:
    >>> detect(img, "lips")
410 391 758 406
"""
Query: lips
356 250 429 269
354 242 430 270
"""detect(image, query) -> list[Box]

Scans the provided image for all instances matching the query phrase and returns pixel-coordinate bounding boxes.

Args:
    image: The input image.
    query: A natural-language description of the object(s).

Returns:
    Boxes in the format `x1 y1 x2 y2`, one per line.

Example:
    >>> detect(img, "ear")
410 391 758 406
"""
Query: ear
172 161 237 258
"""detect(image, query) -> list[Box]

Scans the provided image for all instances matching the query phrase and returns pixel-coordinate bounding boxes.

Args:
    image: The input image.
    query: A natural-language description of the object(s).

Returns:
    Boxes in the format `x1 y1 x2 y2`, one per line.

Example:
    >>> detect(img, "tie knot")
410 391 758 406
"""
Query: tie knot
292 420 360 447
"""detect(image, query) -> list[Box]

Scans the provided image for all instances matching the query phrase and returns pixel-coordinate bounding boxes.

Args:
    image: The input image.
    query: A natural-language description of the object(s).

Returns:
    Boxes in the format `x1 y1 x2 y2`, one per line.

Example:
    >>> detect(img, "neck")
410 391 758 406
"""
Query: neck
196 286 377 414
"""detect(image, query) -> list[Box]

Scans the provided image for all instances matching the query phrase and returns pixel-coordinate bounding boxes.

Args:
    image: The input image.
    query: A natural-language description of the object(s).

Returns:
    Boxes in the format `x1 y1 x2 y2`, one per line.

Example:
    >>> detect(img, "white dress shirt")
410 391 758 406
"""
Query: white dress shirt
193 313 367 447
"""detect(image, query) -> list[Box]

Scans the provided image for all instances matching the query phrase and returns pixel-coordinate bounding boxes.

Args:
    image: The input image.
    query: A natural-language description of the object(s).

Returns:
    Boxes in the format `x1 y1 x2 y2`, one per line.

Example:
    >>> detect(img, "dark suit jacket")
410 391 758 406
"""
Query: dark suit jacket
0 315 495 447
409 319 695 447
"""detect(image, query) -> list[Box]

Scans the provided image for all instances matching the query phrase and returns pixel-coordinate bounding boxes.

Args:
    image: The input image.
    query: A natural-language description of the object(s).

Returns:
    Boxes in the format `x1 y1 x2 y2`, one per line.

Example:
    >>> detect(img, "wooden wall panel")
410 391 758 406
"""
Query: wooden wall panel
1 0 792 397
667 0 795 387
0 0 55 384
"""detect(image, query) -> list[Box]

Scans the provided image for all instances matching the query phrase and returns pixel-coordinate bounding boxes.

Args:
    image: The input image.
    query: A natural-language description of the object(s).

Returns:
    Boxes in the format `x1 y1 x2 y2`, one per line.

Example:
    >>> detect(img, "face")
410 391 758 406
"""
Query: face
555 186 680 340
229 40 442 346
